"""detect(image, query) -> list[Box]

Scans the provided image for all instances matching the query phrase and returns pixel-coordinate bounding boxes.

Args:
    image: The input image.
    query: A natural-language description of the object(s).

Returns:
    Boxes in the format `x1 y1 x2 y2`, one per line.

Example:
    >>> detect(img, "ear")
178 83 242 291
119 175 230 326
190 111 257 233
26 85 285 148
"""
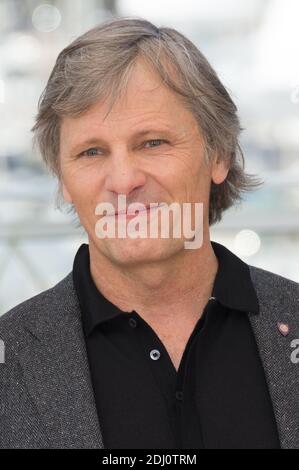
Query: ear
211 154 230 185
60 180 73 203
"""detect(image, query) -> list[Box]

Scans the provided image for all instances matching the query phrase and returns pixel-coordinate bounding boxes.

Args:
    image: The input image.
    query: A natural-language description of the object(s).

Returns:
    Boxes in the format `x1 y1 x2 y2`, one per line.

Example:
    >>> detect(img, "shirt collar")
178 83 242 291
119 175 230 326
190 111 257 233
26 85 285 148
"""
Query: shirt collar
210 241 259 315
73 243 123 336
73 241 259 337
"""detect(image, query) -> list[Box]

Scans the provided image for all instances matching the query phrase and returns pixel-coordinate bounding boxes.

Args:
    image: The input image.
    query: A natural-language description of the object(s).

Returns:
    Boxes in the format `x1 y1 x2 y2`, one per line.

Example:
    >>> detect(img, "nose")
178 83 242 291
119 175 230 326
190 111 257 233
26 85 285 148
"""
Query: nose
104 150 147 197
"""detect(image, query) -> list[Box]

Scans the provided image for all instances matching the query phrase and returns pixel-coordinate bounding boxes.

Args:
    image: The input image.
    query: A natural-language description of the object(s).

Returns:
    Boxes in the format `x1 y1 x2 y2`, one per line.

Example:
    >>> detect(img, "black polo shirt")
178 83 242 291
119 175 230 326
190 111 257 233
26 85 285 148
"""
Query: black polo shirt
72 241 280 449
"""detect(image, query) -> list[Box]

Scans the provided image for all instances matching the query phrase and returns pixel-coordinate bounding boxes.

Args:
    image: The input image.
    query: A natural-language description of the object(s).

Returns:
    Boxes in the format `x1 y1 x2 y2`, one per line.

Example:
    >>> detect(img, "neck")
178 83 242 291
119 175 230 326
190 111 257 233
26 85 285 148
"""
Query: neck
88 236 218 323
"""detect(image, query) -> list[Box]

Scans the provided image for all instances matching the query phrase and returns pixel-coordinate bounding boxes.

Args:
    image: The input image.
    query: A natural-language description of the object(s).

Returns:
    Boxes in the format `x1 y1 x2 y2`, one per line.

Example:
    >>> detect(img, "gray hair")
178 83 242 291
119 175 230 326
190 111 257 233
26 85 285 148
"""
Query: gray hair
31 16 262 226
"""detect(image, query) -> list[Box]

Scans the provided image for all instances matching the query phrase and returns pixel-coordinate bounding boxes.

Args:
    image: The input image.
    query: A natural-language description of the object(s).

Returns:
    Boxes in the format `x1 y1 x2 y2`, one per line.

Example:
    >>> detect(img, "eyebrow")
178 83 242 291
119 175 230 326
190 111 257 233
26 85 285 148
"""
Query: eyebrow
69 128 174 154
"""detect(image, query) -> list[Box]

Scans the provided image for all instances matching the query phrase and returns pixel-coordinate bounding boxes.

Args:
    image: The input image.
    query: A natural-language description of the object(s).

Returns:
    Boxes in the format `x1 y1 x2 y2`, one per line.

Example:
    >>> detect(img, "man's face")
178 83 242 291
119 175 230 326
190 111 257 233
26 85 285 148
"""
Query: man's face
59 59 228 266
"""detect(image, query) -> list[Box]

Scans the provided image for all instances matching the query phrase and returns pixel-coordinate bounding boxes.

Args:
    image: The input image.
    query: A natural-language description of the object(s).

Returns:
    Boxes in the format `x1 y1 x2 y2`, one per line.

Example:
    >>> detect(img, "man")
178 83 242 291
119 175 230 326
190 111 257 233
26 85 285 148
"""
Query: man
0 17 298 449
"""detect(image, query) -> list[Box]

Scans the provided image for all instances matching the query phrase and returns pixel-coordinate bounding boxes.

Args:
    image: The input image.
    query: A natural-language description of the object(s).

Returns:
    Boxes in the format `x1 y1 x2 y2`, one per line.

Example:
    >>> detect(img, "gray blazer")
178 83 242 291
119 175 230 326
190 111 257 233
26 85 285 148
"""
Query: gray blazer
0 265 299 449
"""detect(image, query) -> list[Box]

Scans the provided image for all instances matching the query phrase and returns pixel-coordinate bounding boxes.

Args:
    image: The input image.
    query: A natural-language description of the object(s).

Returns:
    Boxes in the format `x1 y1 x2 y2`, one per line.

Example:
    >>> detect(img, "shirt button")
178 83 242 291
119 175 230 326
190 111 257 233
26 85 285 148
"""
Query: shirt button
128 317 137 328
150 349 161 361
175 391 183 401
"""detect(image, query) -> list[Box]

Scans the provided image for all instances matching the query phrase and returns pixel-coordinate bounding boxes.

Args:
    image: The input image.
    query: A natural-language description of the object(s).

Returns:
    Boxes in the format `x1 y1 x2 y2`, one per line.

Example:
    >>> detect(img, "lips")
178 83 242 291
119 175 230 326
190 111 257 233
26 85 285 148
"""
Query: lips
115 205 151 216
103 203 164 217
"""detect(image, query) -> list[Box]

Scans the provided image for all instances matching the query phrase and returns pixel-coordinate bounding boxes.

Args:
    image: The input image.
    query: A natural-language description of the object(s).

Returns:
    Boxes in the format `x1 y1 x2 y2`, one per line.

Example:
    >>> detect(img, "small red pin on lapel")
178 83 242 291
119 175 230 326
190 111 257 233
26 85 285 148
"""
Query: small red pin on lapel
277 322 290 337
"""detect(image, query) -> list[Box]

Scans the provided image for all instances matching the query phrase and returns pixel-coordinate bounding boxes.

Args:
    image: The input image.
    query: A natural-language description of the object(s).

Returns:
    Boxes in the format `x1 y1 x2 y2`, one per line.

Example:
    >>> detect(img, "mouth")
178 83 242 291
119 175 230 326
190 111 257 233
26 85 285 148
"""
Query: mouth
116 205 148 216
112 203 164 217
115 204 162 219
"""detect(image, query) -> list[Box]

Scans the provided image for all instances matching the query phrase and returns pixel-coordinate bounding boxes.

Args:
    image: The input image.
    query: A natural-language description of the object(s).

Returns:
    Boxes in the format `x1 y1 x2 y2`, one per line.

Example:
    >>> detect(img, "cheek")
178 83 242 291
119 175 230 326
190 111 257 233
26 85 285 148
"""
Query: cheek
63 163 103 198
74 189 102 231
62 167 106 226
153 152 193 185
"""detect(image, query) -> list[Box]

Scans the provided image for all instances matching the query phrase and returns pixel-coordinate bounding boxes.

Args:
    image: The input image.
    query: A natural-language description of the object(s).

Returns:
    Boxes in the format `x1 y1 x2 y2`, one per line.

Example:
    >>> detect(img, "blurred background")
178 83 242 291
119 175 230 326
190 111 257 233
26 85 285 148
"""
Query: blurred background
0 0 298 315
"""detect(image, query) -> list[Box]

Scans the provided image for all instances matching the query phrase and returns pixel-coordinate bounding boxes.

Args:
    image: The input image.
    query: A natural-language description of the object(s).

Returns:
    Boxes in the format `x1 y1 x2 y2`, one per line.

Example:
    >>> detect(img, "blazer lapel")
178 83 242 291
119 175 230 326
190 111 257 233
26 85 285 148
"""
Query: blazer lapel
248 266 299 449
17 273 104 449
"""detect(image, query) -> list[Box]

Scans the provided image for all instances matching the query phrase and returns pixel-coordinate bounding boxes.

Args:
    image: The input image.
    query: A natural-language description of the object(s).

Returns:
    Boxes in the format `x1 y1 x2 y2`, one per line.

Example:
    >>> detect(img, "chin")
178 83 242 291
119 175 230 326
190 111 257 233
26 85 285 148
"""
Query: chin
101 237 184 266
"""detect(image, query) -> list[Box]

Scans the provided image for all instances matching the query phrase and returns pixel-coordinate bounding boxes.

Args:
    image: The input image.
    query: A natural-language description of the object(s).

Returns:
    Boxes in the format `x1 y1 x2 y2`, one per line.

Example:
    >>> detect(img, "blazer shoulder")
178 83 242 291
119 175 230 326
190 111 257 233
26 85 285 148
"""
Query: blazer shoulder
248 264 299 316
249 264 299 292
0 271 75 342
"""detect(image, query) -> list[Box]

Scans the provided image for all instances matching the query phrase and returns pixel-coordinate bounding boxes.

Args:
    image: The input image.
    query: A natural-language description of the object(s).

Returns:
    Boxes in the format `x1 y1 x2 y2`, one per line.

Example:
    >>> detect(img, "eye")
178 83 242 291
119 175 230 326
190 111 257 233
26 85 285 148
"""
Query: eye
80 147 102 157
78 140 167 157
144 139 167 148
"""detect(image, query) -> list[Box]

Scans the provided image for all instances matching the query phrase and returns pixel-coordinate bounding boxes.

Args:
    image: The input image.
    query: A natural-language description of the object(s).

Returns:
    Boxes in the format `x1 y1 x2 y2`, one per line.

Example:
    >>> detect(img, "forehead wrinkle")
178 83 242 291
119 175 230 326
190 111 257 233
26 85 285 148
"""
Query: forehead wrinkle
97 86 182 125
83 108 179 139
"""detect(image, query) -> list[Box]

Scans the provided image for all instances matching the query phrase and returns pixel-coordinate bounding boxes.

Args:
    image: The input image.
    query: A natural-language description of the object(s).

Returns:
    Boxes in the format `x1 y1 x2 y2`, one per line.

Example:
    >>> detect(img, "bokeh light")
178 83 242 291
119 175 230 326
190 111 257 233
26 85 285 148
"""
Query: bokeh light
32 4 62 33
234 230 261 257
